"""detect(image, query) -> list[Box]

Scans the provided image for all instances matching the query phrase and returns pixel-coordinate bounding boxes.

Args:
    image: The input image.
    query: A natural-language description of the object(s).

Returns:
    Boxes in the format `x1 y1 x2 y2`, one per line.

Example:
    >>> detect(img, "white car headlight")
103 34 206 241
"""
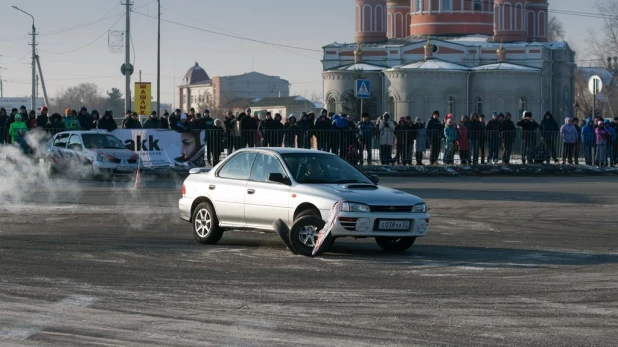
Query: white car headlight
96 154 111 162
412 203 427 213
341 202 371 213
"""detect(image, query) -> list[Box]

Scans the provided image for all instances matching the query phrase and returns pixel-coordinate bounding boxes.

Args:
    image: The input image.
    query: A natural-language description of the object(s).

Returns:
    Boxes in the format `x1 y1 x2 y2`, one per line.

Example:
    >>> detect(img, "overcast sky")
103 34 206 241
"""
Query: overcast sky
0 0 606 108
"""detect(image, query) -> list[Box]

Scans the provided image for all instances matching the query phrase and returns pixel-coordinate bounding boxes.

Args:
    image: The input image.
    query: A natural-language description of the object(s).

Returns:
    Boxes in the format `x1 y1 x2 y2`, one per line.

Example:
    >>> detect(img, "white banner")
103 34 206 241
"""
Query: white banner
0 97 45 111
111 129 205 168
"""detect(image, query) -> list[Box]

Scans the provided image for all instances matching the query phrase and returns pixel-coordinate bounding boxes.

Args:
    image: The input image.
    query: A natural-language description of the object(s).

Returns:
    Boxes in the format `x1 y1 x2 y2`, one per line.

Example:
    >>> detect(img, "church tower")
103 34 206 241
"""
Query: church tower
355 0 388 43
493 0 527 42
410 0 494 36
526 0 549 42
386 0 410 39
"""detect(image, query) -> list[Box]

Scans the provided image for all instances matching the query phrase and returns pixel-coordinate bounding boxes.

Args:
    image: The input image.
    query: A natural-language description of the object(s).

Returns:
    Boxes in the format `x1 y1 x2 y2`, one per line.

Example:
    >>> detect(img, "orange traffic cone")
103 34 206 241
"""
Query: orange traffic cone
134 169 143 189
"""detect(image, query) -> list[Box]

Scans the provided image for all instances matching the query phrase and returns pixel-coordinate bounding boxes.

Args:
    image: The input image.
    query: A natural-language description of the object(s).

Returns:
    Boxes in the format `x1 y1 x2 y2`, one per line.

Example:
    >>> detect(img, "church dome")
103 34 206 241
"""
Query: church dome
183 62 211 85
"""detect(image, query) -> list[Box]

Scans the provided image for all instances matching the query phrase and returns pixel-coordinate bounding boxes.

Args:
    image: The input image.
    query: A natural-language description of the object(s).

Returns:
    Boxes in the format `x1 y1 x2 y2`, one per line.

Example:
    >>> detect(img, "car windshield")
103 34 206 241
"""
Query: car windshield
281 153 373 184
82 134 126 150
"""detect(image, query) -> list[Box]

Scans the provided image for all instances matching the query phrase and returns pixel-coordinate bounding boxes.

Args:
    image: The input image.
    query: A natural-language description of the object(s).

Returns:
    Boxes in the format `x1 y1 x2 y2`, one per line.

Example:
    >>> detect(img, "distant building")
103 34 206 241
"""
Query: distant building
178 62 290 112
322 0 575 123
249 96 322 120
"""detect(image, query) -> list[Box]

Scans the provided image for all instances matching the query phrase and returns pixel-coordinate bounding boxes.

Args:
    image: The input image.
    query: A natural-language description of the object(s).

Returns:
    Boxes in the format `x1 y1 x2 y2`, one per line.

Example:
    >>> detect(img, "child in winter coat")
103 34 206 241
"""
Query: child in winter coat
581 117 596 165
443 118 458 165
414 117 427 165
595 121 609 166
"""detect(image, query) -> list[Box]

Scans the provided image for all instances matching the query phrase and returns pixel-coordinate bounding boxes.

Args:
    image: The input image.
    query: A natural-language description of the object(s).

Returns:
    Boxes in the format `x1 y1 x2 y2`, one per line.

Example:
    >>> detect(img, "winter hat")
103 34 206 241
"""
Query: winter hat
15 114 22 120
103 111 112 118
446 114 453 119
492 112 498 117
614 117 618 121
163 111 169 116
288 114 296 120
598 121 604 126
586 117 593 123
80 106 88 112
605 119 611 124
180 113 188 120
564 117 571 124
40 106 48 112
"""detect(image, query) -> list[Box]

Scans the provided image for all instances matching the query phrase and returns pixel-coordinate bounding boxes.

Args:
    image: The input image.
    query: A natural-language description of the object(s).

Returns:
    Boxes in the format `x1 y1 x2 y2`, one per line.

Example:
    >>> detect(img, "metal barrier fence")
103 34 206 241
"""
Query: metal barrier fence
201 129 618 167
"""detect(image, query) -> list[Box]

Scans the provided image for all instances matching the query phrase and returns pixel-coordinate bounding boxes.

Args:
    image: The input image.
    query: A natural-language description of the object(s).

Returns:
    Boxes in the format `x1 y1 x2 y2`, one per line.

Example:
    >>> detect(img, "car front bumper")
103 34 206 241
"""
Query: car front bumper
327 212 430 238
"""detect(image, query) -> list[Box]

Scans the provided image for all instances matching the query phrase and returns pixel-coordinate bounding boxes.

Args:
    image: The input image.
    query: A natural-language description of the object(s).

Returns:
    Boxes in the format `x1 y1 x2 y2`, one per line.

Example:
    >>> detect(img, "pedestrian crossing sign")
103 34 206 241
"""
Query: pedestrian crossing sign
355 79 371 99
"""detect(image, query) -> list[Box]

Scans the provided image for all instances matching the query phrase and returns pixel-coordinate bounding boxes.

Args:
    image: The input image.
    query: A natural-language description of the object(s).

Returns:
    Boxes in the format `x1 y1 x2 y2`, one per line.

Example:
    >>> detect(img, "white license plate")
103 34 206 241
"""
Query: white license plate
378 220 410 230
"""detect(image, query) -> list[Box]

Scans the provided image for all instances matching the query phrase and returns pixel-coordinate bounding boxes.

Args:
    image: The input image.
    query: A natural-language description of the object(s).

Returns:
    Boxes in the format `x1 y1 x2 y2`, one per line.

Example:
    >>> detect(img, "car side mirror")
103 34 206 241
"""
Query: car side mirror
268 173 290 185
369 175 379 185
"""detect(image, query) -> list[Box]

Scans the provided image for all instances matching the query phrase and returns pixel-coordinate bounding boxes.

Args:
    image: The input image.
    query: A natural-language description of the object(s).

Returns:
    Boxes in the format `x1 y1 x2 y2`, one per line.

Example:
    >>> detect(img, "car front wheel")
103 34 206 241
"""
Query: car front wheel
375 237 416 252
288 210 332 256
192 202 223 245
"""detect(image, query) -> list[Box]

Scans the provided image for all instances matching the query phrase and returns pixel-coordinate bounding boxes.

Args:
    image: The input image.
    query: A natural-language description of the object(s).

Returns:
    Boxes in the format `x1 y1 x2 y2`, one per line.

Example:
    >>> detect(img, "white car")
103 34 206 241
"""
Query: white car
179 148 430 254
45 131 140 178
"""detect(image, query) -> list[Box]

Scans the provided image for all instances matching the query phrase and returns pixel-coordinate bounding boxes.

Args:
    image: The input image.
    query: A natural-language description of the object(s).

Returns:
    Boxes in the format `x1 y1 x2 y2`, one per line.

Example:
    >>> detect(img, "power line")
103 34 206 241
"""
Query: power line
1 51 31 64
131 10 323 53
38 14 125 55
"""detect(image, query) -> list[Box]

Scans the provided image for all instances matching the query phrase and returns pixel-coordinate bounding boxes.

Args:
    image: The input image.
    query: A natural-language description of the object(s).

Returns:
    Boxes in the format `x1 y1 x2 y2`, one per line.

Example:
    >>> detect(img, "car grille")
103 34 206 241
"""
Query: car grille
128 159 138 164
111 159 122 164
369 205 412 213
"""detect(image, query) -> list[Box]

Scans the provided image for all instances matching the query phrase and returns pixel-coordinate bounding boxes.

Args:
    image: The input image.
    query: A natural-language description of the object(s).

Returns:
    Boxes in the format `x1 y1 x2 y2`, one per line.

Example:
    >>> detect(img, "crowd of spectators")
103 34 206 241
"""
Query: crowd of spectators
2 104 617 167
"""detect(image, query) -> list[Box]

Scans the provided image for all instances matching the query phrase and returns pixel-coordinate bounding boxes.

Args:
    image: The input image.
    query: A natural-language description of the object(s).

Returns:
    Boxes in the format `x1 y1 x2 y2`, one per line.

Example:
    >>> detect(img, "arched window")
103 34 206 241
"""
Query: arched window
519 97 526 114
474 0 482 11
476 97 483 114
441 0 452 12
328 97 337 114
388 96 395 116
447 96 455 115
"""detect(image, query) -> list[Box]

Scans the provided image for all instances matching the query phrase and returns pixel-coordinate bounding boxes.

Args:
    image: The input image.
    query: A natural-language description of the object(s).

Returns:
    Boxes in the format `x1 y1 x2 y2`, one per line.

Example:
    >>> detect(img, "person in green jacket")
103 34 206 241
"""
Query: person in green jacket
9 114 29 142
443 116 458 165
9 114 29 152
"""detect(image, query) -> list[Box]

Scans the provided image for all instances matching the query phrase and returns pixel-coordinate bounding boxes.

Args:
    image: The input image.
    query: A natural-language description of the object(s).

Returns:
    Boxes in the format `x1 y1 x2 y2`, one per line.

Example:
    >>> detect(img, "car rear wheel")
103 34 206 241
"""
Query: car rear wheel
288 209 333 256
192 202 223 245
375 237 416 252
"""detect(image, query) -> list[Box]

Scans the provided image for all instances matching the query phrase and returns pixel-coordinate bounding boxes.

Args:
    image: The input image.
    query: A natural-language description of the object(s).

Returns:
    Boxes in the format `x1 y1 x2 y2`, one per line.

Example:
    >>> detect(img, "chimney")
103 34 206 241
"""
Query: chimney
424 37 433 60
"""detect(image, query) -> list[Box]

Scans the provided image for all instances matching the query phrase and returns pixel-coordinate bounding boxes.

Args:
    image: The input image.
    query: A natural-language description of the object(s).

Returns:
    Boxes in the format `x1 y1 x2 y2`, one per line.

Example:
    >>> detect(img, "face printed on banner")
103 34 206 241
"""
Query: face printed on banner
180 131 200 161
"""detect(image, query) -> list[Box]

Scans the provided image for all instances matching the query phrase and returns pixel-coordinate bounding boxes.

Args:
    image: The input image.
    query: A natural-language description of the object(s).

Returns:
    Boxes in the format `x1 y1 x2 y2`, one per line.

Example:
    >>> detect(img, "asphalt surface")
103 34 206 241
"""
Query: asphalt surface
1 176 617 346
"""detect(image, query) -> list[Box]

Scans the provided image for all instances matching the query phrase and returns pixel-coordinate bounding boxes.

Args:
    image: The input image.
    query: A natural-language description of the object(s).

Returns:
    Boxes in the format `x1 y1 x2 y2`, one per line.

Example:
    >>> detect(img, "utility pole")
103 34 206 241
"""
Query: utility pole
12 6 36 111
139 69 142 82
35 54 50 108
157 0 161 117
123 0 133 112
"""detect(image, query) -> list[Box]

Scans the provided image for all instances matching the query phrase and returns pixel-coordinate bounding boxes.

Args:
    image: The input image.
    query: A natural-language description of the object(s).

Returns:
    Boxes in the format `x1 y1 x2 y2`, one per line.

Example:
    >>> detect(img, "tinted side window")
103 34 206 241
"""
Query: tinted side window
54 134 70 148
218 152 257 180
250 153 287 183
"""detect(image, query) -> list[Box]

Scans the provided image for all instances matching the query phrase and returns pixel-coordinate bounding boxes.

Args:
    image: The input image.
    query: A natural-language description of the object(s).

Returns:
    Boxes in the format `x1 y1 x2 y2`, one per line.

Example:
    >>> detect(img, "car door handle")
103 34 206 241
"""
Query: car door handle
247 189 255 195
209 185 216 190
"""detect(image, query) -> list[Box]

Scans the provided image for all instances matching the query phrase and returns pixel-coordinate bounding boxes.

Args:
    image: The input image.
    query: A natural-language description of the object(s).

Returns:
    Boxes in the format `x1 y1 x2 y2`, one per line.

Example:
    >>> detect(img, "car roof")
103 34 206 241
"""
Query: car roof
235 147 336 156
55 130 109 136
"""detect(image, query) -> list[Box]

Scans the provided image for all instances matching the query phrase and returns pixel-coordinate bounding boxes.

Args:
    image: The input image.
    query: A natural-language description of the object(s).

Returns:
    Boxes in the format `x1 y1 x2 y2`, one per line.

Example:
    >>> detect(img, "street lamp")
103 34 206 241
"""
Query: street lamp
12 5 37 112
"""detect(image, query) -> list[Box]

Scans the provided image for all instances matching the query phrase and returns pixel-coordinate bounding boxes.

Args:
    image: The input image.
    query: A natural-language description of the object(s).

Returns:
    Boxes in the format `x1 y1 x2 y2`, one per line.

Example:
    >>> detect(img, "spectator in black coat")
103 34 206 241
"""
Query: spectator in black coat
539 111 559 163
161 111 170 129
272 113 284 147
517 111 540 164
123 112 143 129
169 109 181 130
45 113 66 137
239 112 257 148
314 110 331 152
77 107 93 130
467 113 484 164
426 111 443 165
143 111 163 129
486 112 502 164
501 112 516 164
36 106 49 129
98 111 118 132
0 108 10 144
258 112 277 147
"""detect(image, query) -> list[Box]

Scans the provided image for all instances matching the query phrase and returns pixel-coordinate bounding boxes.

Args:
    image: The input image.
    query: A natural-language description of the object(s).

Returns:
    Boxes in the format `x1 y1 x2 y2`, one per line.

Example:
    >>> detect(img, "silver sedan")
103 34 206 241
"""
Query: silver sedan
179 148 430 254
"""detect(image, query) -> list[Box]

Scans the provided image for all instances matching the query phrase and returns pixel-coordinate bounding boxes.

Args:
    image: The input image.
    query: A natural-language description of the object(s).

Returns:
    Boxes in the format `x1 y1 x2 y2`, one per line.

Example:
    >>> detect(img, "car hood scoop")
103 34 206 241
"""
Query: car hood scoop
339 184 378 190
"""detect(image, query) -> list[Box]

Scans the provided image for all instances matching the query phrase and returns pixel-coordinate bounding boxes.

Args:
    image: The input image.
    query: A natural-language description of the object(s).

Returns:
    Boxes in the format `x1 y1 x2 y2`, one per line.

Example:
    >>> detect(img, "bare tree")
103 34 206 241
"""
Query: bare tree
548 16 565 42
585 0 618 63
51 83 106 113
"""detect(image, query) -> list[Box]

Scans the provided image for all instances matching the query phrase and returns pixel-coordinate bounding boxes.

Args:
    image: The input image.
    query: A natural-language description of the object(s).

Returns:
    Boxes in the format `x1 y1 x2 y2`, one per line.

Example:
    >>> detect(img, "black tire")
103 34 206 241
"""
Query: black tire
192 202 223 245
288 210 332 257
375 237 416 252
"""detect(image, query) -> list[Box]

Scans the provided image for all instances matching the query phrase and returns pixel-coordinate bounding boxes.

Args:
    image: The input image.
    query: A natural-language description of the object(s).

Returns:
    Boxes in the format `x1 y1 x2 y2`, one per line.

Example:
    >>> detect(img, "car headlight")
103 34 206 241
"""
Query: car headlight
412 203 427 213
341 202 371 213
96 154 111 162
